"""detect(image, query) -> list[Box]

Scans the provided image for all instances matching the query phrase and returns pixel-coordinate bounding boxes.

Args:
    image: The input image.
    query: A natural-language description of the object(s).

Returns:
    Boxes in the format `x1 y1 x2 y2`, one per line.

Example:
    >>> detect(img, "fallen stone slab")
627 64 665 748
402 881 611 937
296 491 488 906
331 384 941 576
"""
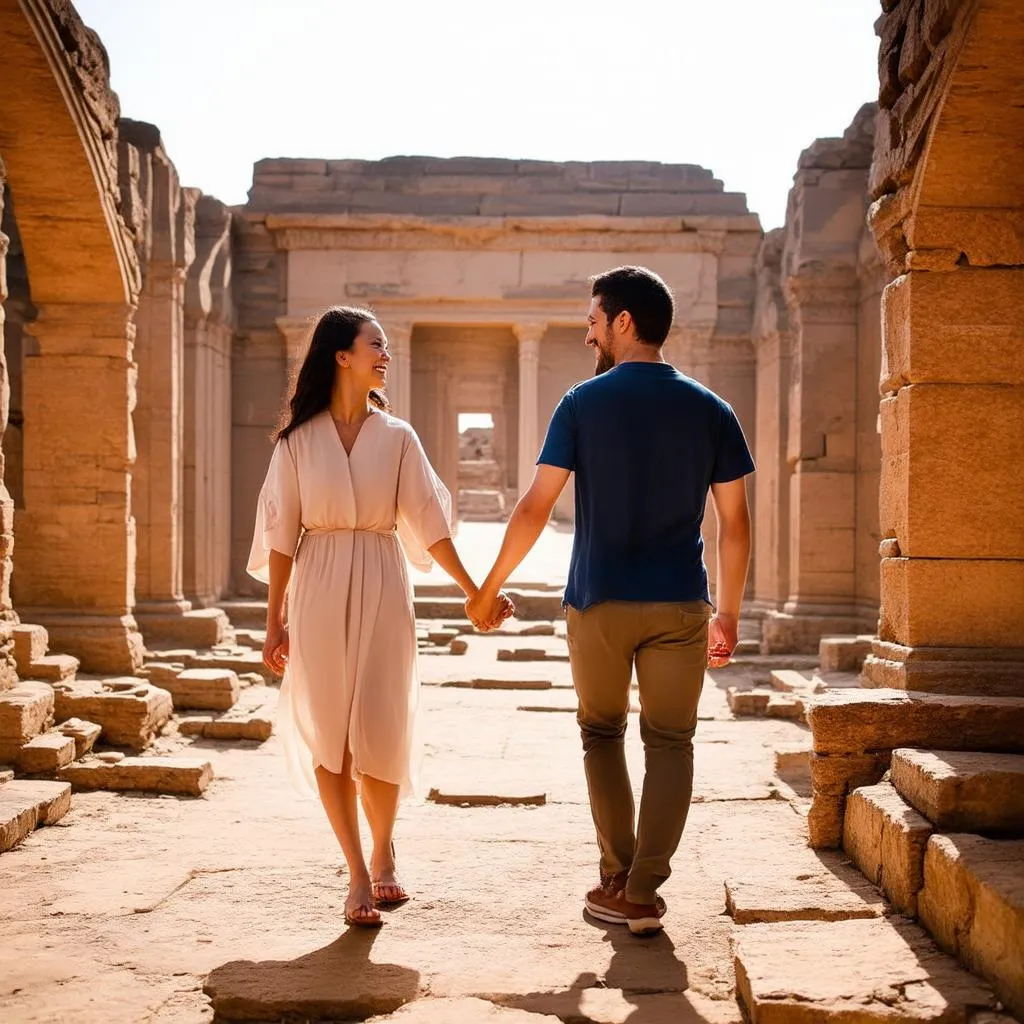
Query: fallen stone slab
0 780 72 853
819 634 873 674
496 648 568 663
59 757 213 796
427 787 546 807
137 607 229 648
52 679 172 751
428 628 459 645
368 998 561 1023
727 687 771 716
140 661 187 688
25 653 79 683
843 782 933 916
17 732 76 774
11 622 49 670
187 649 275 683
890 749 1024 834
770 669 824 694
725 871 882 924
449 638 468 655
0 681 55 762
733 917 997 1023
443 678 552 691
161 668 241 711
774 742 811 776
805 689 1024 756
204 949 422 1021
765 693 806 720
178 709 273 741
56 718 102 759
215 599 267 630
918 834 1024 1021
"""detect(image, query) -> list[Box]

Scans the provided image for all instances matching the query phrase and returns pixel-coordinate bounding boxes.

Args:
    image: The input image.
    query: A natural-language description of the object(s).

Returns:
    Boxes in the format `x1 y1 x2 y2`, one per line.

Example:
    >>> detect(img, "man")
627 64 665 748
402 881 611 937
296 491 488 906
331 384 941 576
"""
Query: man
467 265 754 936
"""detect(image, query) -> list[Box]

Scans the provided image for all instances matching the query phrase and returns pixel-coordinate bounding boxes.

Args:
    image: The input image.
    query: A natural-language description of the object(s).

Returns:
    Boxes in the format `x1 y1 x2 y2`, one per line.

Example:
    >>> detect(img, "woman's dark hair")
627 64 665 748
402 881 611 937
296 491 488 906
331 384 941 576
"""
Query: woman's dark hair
275 306 389 441
590 265 674 346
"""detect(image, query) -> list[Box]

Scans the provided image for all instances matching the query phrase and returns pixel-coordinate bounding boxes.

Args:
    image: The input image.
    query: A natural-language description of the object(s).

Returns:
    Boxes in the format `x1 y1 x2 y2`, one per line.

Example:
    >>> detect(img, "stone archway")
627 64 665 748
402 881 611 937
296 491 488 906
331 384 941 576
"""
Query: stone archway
866 0 1024 694
0 0 143 672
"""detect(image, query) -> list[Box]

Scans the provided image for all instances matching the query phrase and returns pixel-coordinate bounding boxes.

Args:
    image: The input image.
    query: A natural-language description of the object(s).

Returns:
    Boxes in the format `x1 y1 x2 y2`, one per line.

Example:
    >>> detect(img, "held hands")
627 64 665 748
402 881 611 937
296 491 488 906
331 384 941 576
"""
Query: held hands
263 621 289 676
465 588 515 632
707 612 738 669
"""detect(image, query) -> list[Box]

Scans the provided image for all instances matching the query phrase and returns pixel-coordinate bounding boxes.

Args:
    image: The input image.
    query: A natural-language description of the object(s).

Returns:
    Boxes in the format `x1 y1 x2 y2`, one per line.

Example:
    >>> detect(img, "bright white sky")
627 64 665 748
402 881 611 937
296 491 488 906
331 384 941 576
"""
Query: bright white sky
74 0 880 229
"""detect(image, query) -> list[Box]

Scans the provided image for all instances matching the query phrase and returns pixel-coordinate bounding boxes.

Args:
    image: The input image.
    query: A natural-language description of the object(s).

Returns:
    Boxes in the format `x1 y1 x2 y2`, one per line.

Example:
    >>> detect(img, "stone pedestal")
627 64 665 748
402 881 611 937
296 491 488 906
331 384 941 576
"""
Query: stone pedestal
514 324 544 499
15 303 145 673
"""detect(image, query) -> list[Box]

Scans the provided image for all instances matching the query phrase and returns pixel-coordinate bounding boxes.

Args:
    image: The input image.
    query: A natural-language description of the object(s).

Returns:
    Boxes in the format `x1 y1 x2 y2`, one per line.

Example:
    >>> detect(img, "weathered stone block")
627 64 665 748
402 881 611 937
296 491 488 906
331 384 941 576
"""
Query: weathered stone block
727 687 772 716
178 711 273 742
769 670 824 694
762 611 868 655
11 623 48 672
862 637 1024 696
808 751 892 849
843 782 933 916
161 668 240 711
25 653 79 682
59 757 213 796
765 694 806 720
52 679 172 750
56 718 102 759
0 780 72 853
819 634 873 673
918 834 1024 1020
891 749 1024 834
427 628 458 645
449 638 468 655
17 732 76 774
0 682 55 761
734 918 995 1024
805 689 1024 756
137 607 229 648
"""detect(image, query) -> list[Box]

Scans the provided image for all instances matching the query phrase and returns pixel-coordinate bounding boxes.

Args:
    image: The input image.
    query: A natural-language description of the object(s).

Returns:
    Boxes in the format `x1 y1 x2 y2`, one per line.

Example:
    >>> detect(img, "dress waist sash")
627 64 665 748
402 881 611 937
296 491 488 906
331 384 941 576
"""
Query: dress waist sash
303 526 397 536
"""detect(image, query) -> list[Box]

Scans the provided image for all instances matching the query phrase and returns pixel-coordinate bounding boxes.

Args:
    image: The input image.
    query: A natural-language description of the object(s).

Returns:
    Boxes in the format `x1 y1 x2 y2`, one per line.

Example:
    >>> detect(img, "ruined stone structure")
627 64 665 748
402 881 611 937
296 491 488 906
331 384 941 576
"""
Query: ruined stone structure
230 157 761 594
753 105 886 655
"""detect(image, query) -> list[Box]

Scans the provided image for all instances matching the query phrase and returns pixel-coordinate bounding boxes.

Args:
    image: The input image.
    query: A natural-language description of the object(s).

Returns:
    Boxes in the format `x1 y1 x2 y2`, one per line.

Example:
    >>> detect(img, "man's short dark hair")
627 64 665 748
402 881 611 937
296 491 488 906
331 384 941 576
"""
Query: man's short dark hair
590 265 674 346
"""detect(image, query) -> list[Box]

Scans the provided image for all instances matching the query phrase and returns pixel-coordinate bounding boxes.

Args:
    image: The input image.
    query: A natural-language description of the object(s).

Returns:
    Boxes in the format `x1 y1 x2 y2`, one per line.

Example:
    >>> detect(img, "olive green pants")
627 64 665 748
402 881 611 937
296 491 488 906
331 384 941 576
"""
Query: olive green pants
566 600 709 905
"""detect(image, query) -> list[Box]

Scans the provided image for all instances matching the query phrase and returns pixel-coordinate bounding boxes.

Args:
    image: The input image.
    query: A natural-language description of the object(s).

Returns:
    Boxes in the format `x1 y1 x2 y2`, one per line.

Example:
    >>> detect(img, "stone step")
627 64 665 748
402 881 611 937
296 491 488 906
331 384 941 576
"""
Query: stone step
0 780 72 853
138 607 230 649
805 689 1024 756
59 757 213 796
843 782 934 917
25 653 79 683
11 623 49 673
0 681 55 763
770 669 824 694
56 719 102 759
733 917 998 1022
891 749 1024 835
819 633 873 673
918 834 1024 1020
17 732 77 774
53 679 172 751
159 668 240 711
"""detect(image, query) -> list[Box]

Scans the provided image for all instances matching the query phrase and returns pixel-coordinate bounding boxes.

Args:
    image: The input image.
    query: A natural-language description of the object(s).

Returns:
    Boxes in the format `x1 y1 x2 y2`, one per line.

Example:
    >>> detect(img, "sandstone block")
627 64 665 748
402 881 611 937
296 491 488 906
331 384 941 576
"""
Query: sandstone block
891 749 1024 834
765 694 806 720
25 653 79 683
503 590 565 621
0 780 72 853
177 711 273 742
520 623 557 637
734 918 996 1023
426 787 545 807
0 769 13 784
497 648 568 663
428 629 459 645
52 679 172 750
774 743 811 776
161 668 240 711
819 634 873 673
727 687 771 716
11 623 48 672
843 782 933 916
56 718 102 759
805 689 1024 756
918 834 1024 1020
141 661 188 687
770 670 824 694
443 679 552 691
17 732 76 774
59 757 213 796
808 752 892 849
449 638 468 655
0 682 55 761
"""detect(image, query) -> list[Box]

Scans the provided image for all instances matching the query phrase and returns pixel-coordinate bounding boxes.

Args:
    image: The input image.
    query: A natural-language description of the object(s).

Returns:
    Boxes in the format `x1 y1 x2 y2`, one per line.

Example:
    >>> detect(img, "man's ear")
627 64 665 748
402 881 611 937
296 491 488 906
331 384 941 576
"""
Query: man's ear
617 310 634 337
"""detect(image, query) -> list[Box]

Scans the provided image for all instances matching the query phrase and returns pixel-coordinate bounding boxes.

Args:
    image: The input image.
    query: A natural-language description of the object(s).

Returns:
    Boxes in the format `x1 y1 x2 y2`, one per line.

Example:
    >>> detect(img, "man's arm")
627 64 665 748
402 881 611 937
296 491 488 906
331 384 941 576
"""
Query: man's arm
708 476 752 667
467 464 570 626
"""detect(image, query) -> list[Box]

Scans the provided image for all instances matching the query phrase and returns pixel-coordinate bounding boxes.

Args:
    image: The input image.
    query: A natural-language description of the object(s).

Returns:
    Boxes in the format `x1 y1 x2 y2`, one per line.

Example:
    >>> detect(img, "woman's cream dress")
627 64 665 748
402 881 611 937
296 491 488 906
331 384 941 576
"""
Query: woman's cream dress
247 409 451 797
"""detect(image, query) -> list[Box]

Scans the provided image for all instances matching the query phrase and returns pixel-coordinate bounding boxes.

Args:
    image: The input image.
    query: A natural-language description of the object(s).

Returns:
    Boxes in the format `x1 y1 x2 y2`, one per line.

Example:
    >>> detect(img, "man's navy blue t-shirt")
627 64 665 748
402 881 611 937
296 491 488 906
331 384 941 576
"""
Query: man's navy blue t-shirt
537 361 755 611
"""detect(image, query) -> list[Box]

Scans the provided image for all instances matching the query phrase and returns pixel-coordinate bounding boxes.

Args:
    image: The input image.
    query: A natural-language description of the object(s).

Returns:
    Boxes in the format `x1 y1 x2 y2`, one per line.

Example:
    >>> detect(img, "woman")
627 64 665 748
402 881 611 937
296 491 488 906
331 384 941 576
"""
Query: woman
248 306 509 927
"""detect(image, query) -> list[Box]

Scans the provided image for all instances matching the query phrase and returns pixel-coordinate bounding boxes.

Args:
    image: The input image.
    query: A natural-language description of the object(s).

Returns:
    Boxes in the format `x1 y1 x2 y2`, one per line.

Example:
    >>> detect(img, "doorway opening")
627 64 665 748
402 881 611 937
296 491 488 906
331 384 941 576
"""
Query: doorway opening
457 411 506 521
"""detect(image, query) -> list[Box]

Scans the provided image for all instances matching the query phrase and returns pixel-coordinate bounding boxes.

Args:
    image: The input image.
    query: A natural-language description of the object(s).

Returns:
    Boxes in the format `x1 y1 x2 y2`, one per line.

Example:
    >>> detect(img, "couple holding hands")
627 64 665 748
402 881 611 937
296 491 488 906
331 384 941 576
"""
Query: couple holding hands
250 265 753 932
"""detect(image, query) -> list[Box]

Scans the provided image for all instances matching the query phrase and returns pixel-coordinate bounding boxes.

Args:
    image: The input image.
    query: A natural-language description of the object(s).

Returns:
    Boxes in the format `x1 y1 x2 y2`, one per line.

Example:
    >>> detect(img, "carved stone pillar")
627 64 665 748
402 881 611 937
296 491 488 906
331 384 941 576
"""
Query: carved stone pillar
513 323 544 498
0 166 17 688
276 316 311 386
385 320 413 420
762 271 871 653
16 302 145 673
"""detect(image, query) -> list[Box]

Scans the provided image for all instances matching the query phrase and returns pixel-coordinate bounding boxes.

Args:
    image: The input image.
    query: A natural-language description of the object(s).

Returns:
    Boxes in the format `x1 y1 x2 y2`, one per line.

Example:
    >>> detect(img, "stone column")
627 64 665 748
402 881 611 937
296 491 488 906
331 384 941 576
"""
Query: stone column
862 265 1024 695
0 166 17 688
276 316 311 386
513 323 544 498
385 320 413 420
16 303 145 673
762 270 871 653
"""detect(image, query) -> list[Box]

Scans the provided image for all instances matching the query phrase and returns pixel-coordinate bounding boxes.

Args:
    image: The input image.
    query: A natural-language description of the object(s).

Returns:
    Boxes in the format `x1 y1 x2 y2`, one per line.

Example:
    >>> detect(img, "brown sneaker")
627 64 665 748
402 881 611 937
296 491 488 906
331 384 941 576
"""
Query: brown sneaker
585 887 667 935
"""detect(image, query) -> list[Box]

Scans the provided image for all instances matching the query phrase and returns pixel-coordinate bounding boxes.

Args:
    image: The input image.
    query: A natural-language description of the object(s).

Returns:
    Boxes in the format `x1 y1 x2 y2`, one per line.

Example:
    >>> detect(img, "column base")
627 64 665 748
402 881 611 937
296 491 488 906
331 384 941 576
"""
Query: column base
762 608 875 655
862 639 1024 697
136 603 229 650
22 612 145 675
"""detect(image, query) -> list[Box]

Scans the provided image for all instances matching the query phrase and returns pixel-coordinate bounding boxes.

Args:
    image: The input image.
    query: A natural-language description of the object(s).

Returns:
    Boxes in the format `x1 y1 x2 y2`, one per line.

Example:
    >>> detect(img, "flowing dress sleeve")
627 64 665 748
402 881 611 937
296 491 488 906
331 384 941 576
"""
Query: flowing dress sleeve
246 436 303 584
396 427 453 571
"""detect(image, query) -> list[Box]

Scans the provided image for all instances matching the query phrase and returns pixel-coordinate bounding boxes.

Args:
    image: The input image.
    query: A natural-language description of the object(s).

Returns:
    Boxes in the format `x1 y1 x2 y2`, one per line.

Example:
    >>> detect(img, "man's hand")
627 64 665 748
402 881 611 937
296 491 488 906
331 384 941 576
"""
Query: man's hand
707 613 738 669
263 622 289 675
466 589 515 632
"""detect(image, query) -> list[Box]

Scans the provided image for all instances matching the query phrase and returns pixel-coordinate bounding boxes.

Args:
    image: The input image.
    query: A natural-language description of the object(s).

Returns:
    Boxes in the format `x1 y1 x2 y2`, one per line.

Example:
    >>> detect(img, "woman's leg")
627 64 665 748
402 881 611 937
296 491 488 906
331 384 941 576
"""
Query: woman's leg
360 774 405 901
315 751 379 924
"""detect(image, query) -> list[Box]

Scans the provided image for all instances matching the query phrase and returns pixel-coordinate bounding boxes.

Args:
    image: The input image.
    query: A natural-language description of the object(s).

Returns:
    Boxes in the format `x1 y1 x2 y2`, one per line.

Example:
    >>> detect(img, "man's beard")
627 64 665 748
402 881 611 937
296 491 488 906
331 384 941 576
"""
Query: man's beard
593 328 615 376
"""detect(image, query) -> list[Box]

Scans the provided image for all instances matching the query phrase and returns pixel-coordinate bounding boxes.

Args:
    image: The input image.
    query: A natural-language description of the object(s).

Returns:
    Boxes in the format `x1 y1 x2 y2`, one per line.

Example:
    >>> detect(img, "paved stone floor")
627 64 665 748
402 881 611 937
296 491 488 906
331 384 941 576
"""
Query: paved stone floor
1 526 1000 1023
